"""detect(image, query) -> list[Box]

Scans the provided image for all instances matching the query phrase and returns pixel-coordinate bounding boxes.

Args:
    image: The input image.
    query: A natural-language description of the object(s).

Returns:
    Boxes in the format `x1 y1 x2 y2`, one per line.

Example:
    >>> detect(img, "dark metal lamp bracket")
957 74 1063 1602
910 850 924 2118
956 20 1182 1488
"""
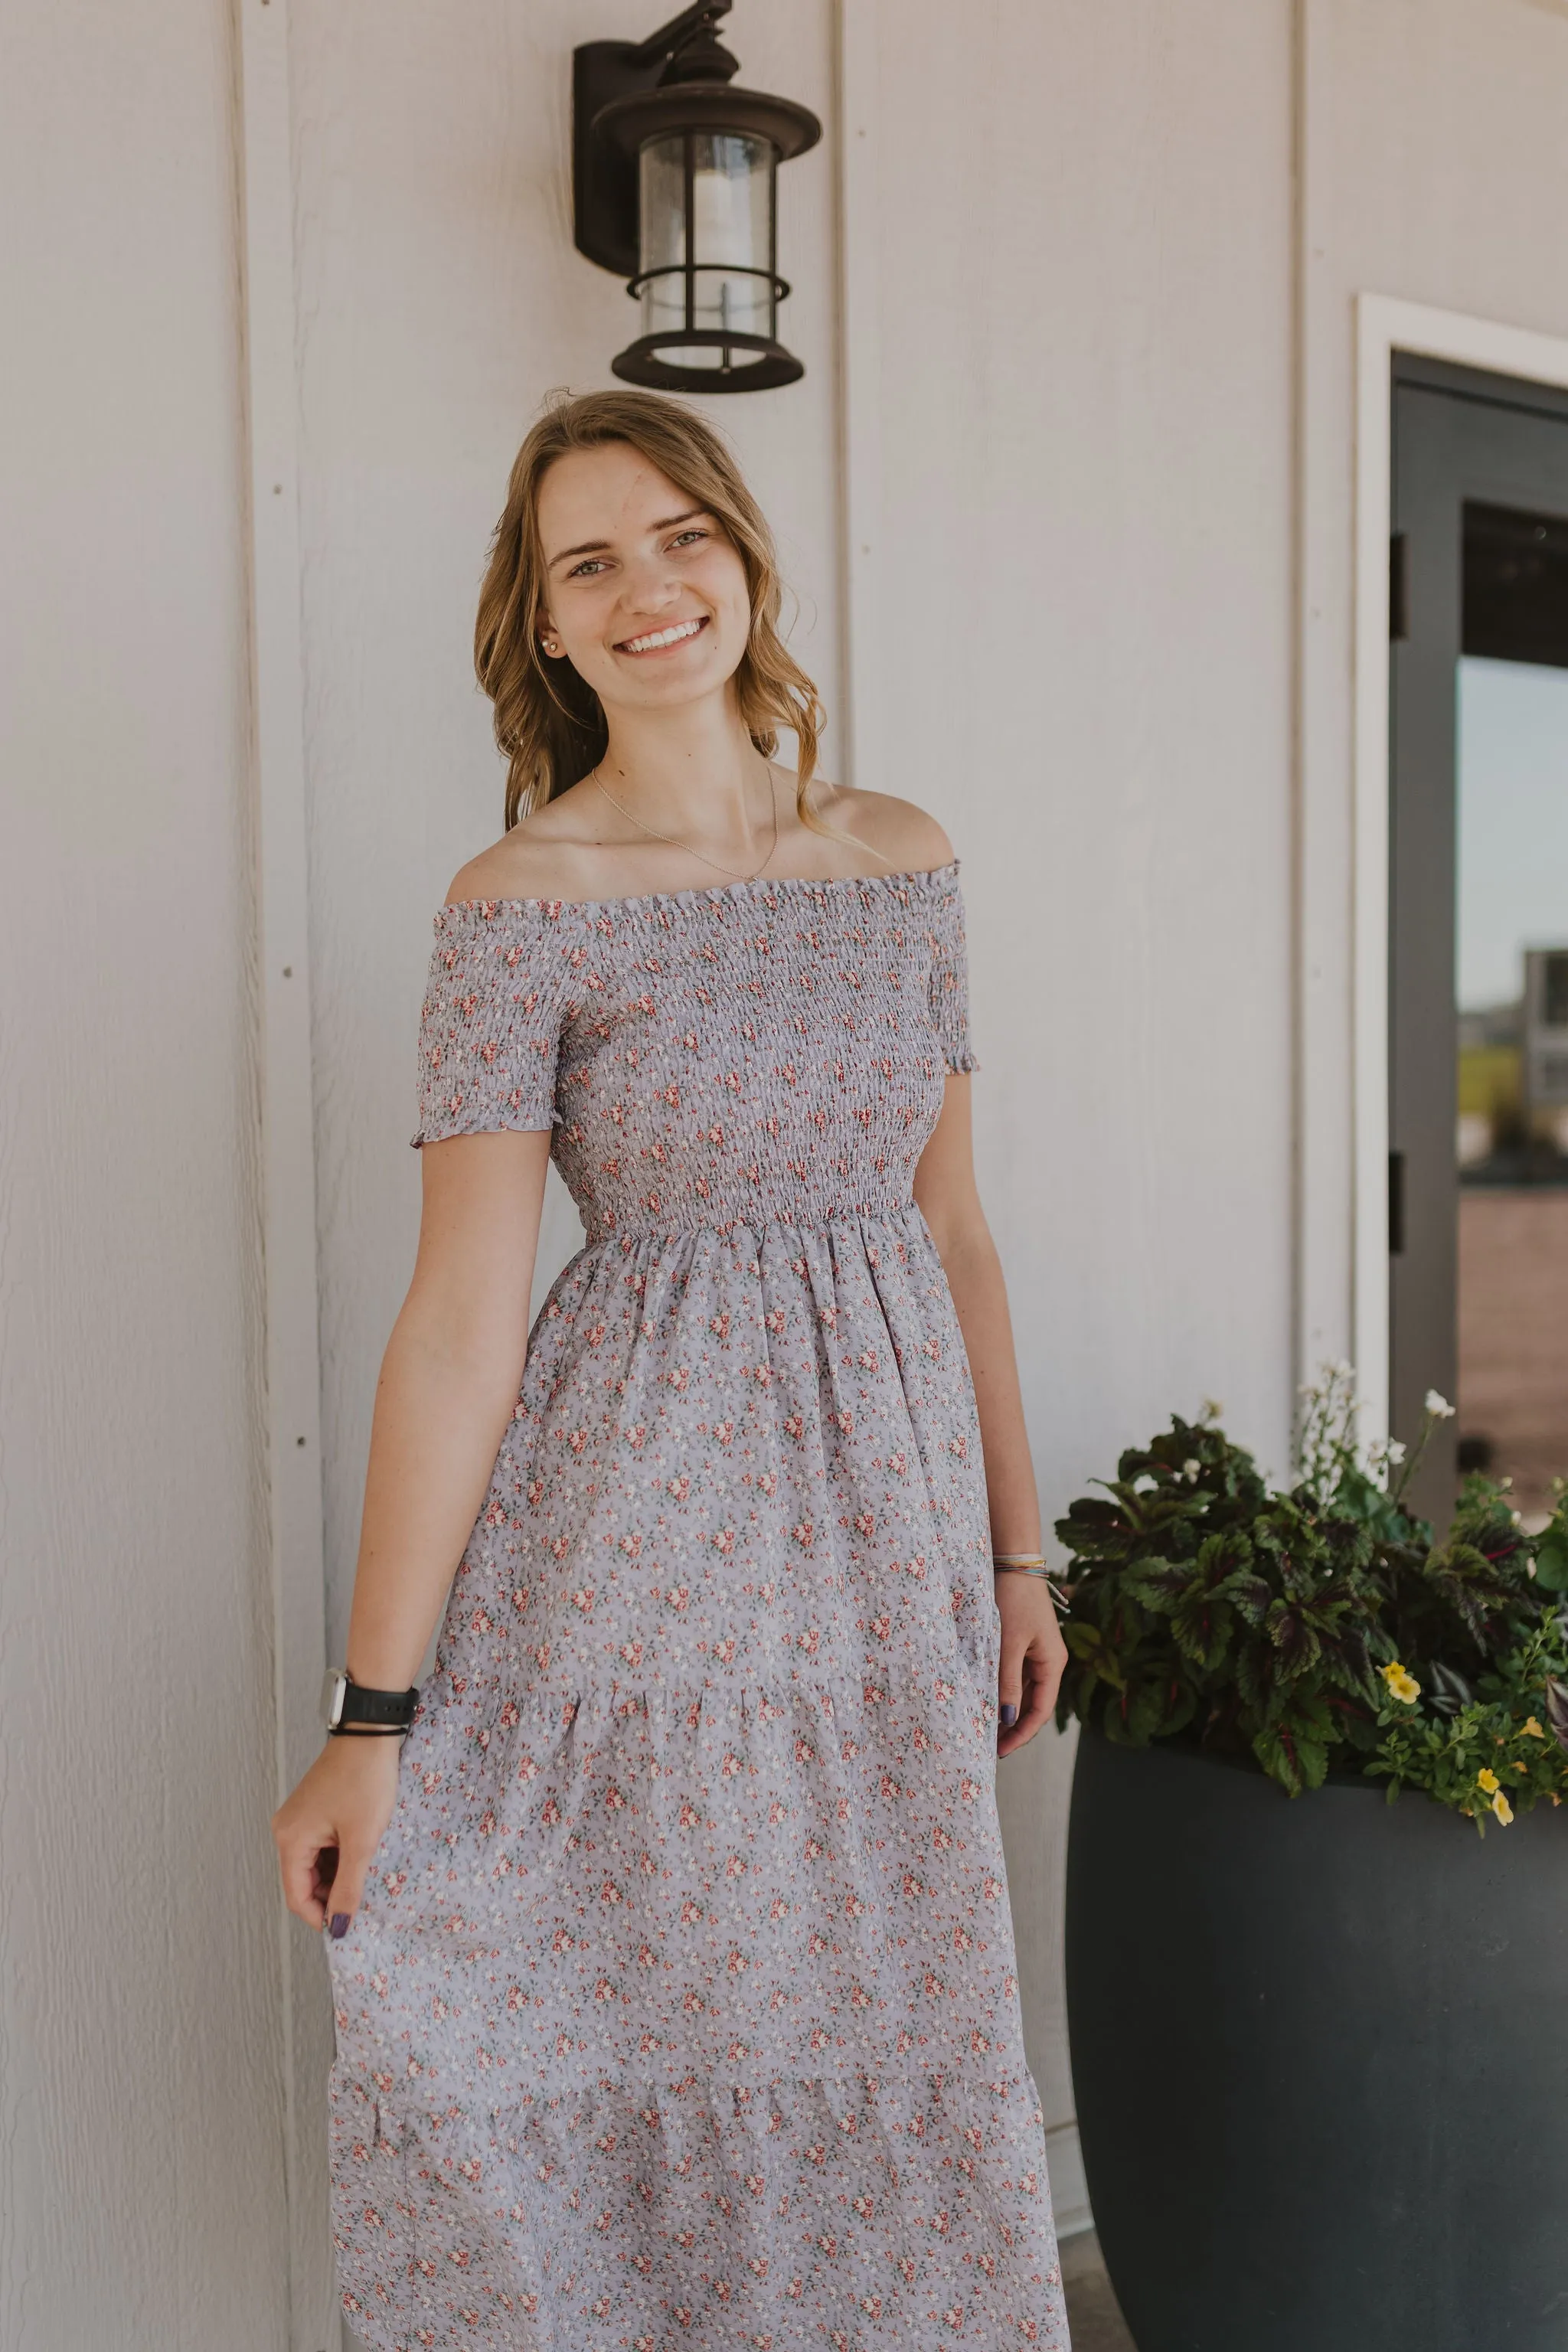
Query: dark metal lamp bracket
572 2 737 279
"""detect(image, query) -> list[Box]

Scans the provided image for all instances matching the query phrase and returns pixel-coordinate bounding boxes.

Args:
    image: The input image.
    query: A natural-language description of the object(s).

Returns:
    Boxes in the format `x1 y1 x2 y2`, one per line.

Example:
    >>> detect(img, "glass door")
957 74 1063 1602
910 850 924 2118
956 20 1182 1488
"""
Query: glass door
1390 367 1568 1525
1456 619 1568 1524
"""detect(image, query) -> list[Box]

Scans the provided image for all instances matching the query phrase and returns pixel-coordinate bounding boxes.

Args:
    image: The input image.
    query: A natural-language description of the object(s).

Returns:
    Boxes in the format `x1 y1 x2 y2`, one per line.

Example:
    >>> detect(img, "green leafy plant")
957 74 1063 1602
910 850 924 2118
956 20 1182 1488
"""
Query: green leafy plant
1054 1366 1568 1828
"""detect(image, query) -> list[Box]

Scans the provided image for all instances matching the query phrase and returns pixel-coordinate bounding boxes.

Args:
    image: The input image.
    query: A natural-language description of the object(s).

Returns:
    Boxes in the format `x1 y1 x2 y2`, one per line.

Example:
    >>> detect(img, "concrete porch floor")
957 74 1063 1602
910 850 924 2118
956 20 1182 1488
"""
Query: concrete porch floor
1062 2230 1137 2350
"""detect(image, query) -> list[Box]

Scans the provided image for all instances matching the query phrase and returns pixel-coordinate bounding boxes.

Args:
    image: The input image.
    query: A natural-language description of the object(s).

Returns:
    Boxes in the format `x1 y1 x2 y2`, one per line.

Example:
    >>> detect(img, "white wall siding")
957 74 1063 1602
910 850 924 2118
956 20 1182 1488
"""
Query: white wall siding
0 0 289 2344
861 0 1298 2134
284 0 843 1667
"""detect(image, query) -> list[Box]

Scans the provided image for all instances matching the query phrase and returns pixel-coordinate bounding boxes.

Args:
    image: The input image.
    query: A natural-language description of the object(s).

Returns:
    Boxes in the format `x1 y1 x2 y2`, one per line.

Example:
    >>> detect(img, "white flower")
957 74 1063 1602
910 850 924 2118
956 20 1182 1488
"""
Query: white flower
1385 1439 1407 1464
1423 1390 1455 1419
1131 1474 1158 1494
1332 1359 1354 1379
1183 1459 1202 1482
1201 1399 1224 1423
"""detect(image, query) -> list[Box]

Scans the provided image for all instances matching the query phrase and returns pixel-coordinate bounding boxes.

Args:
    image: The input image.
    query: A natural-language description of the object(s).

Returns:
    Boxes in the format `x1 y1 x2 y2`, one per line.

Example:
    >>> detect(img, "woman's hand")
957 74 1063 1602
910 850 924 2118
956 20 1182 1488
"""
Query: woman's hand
995 1574 1068 1759
272 1736 402 1937
914 1081 1066 1761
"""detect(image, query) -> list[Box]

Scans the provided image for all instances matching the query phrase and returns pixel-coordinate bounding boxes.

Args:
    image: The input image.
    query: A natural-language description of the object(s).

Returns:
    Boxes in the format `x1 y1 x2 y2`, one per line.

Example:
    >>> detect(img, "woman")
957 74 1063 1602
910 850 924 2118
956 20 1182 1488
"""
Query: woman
273 388 1071 2351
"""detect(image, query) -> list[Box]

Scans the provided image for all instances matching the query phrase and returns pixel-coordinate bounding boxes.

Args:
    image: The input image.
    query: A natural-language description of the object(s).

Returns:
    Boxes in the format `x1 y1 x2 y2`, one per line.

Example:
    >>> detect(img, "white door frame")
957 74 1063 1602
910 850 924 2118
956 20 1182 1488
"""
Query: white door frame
1351 295 1568 1433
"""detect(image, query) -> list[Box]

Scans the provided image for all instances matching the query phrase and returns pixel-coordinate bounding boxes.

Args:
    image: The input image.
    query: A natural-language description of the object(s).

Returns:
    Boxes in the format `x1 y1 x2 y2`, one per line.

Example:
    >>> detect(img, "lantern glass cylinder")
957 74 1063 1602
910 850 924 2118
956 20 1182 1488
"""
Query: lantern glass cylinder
638 130 777 370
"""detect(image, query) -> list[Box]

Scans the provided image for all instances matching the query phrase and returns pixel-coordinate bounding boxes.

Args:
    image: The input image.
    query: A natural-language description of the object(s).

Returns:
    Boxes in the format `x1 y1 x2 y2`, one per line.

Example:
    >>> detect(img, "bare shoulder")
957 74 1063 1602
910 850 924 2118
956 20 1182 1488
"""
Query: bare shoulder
814 785 955 874
443 785 606 907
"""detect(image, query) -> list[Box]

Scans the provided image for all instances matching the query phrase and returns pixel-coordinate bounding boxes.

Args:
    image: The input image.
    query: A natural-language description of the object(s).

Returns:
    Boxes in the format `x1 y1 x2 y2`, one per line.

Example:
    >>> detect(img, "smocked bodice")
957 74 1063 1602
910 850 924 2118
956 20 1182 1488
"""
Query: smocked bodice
413 863 976 1241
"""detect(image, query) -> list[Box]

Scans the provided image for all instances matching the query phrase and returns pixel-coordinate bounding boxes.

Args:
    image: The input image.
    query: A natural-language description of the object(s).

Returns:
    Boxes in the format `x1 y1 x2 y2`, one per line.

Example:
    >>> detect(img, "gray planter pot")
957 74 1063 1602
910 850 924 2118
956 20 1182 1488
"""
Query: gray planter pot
1066 1721 1568 2351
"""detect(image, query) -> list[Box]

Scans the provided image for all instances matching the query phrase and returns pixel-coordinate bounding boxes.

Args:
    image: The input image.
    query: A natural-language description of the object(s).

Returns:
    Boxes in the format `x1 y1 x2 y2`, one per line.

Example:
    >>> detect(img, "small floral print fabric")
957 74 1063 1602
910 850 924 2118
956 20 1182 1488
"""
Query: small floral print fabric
327 864 1069 2352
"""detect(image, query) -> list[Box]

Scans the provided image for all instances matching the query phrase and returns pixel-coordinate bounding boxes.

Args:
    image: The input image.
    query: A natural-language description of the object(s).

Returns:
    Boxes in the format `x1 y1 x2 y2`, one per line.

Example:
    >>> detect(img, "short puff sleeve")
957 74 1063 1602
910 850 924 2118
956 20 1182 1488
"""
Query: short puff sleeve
926 868 979 1075
412 903 570 1146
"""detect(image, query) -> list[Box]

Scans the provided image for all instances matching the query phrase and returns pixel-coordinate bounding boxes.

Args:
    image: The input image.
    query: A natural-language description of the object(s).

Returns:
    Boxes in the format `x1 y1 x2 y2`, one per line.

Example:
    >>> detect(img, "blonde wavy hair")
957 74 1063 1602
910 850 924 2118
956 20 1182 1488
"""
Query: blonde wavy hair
475 388 826 831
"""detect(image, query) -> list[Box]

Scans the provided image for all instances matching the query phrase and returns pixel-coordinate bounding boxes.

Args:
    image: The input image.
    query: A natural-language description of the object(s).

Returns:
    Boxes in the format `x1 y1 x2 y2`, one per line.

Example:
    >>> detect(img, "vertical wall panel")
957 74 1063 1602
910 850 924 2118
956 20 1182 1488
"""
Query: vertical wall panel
0 0 289 2343
862 0 1298 2135
283 0 841 1663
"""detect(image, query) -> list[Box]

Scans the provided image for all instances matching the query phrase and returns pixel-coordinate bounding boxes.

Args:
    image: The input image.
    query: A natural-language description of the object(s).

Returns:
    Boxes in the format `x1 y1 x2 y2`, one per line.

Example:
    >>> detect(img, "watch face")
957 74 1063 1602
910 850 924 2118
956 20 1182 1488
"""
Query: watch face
321 1668 348 1730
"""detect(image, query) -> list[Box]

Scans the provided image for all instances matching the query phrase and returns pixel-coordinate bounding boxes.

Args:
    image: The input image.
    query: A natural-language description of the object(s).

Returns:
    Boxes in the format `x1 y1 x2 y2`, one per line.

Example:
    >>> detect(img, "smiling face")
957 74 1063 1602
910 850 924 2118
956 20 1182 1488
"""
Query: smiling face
535 441 753 720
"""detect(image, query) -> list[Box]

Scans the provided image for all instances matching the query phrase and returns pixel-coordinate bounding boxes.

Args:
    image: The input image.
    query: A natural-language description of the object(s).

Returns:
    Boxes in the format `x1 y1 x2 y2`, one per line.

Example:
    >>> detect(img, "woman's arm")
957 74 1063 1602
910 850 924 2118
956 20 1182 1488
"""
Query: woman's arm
272 1127 553 1932
913 1075 1067 1758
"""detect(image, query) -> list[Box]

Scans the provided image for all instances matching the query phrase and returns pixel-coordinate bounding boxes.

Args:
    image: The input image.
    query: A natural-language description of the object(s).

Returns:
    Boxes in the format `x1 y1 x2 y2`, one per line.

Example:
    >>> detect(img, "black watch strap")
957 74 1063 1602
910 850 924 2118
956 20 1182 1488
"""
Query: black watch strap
323 1668 420 1736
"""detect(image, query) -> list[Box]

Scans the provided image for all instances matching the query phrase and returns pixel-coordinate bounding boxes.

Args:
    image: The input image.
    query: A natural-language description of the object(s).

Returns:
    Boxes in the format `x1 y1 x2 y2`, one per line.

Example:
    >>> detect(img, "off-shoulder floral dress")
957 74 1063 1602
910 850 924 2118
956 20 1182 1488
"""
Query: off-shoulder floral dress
326 862 1069 2352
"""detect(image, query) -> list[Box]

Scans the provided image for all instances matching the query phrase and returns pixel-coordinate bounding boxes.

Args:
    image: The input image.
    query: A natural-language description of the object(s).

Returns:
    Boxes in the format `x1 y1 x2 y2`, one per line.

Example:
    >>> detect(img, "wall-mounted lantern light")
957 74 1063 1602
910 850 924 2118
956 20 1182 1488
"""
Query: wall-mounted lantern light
573 0 821 392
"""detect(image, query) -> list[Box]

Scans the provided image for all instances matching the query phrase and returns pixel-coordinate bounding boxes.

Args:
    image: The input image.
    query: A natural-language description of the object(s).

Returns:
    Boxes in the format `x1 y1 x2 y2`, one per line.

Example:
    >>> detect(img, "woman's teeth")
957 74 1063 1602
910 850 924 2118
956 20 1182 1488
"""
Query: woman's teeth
620 617 705 655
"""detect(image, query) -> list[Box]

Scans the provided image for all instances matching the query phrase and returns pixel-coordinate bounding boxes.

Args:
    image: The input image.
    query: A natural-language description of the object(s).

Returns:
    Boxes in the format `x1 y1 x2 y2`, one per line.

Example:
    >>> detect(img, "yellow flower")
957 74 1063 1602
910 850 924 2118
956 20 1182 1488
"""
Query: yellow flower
1477 1768 1501 1794
1524 1718 1547 1740
1492 1789 1514 1826
1380 1661 1420 1705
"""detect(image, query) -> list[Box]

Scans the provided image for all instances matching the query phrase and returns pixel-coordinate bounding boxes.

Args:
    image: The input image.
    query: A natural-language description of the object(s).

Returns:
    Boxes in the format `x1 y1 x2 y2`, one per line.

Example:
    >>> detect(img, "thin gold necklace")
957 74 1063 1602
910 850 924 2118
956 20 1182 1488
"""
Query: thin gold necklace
592 761 779 884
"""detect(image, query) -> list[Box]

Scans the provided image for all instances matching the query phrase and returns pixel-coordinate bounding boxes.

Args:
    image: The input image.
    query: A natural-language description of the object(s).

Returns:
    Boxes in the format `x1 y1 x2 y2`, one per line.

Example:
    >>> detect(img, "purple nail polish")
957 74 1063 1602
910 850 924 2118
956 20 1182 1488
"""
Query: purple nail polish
1000 1704 1018 1727
329 1913 351 1941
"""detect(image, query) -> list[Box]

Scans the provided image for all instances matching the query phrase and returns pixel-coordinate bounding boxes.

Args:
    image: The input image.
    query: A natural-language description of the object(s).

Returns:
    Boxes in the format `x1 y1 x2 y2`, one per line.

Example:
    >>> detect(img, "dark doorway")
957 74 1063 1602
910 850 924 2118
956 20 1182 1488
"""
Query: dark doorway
1390 358 1568 1525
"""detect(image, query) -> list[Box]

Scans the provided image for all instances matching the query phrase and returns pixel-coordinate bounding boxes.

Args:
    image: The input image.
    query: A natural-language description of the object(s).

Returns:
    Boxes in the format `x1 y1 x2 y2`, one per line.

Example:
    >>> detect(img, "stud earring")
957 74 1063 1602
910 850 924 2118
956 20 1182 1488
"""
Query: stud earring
541 635 560 658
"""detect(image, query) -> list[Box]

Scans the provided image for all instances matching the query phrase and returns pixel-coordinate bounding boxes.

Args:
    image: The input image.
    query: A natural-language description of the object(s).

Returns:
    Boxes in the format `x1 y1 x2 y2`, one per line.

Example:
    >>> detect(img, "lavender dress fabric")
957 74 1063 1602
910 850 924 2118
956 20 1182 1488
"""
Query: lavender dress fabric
327 863 1069 2352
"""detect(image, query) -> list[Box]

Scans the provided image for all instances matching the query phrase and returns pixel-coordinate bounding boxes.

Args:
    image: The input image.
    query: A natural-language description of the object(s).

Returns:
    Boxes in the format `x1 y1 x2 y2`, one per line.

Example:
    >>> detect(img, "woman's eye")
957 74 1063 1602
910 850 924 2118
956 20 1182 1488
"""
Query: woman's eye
668 529 708 550
568 557 609 578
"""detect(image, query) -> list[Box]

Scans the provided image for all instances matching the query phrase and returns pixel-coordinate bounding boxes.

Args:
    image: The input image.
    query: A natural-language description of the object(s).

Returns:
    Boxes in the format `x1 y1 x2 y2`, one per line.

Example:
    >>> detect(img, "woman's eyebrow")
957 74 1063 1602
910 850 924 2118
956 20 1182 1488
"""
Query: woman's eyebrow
547 508 710 568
